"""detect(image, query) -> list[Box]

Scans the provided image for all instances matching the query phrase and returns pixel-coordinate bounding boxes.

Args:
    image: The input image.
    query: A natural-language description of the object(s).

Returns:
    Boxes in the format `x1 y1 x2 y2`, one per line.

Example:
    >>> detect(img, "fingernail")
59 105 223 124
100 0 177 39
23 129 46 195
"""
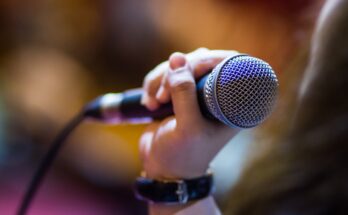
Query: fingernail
169 53 186 70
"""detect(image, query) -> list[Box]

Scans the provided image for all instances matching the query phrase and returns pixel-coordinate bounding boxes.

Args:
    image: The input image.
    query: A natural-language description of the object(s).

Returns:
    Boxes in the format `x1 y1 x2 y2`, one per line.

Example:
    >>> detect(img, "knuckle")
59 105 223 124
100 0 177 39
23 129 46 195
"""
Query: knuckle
143 62 169 96
171 79 195 93
191 47 209 57
144 62 167 84
195 47 209 53
155 61 169 73
147 82 159 96
143 76 160 96
143 83 156 97
143 74 152 84
143 73 155 89
169 51 184 58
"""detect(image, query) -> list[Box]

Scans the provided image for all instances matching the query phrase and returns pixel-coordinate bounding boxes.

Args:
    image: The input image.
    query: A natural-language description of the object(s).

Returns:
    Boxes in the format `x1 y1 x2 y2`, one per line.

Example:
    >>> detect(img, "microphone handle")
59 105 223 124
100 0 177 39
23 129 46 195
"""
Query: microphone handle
84 73 214 123
119 74 213 120
120 90 173 119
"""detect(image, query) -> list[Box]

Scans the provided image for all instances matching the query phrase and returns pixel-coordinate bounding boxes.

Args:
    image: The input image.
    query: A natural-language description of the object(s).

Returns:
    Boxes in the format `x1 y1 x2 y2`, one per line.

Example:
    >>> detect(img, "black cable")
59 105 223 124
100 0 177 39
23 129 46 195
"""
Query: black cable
16 111 86 215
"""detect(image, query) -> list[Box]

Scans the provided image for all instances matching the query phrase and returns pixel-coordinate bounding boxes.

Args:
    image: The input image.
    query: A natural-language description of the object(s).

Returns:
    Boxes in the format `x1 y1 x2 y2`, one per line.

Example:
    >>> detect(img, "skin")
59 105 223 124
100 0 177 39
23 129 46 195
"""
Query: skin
140 49 240 214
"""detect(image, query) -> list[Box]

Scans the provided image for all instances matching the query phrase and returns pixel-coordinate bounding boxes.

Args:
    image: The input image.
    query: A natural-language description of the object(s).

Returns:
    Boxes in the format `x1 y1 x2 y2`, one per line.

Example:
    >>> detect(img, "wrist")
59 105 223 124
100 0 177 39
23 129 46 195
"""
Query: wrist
144 168 208 181
143 159 210 180
150 196 221 215
134 170 214 205
148 202 196 215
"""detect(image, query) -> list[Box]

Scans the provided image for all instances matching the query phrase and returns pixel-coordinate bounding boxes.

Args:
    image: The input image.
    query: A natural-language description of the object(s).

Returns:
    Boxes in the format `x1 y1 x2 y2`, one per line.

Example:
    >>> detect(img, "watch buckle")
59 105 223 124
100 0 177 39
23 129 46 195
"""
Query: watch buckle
176 180 189 204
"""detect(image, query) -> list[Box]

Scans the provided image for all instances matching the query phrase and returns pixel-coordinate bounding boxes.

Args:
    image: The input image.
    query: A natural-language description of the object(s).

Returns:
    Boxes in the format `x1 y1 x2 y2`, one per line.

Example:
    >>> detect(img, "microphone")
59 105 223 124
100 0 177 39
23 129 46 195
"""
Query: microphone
85 54 278 128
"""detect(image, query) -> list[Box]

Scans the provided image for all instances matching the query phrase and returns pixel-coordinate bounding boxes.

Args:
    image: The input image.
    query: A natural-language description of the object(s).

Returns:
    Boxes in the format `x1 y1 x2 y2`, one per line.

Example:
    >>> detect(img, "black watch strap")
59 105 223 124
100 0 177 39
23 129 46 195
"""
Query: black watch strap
134 172 213 204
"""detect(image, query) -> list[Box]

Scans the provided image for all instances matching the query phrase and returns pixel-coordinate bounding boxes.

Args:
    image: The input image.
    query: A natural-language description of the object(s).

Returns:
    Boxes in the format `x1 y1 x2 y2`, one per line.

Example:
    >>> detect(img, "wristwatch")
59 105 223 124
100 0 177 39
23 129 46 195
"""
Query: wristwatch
134 172 214 204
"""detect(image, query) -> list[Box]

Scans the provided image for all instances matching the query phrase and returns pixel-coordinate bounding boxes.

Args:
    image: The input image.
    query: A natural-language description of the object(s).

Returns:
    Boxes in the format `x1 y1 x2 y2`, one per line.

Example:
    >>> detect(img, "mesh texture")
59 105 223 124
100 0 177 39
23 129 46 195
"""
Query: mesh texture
205 55 278 128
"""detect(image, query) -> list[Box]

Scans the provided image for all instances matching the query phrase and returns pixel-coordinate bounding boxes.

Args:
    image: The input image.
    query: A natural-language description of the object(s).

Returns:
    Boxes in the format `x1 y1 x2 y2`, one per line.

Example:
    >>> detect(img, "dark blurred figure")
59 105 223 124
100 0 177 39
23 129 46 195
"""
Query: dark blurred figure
225 0 348 214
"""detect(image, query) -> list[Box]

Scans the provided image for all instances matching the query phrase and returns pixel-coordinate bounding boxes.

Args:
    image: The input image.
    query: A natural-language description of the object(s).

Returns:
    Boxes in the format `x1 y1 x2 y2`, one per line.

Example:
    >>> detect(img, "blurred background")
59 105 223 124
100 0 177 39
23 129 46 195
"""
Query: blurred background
0 0 323 214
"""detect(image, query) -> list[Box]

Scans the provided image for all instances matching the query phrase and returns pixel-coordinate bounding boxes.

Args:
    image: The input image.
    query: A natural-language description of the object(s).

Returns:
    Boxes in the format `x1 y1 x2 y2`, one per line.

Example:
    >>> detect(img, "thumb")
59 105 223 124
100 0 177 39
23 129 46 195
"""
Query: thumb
167 53 204 128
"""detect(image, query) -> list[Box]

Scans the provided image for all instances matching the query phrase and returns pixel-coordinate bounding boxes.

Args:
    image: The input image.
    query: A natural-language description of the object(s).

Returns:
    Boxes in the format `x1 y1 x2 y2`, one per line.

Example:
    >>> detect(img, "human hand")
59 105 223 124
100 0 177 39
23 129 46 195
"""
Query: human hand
139 48 240 180
141 48 239 111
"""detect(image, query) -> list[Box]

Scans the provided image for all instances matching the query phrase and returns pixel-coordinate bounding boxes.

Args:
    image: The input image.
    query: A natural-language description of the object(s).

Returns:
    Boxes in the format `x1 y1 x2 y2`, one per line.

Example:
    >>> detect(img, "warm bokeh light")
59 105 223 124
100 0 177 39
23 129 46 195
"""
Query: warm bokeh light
0 0 323 214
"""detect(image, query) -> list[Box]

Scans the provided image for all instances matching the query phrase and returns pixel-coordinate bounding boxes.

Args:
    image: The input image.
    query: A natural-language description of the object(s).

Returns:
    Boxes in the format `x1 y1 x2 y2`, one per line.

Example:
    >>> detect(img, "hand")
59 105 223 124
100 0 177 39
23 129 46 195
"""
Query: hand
139 48 240 180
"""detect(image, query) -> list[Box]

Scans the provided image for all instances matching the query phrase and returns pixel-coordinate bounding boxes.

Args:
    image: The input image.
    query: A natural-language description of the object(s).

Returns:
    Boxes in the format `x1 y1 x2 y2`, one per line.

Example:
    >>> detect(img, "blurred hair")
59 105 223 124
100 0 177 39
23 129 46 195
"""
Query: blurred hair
225 1 348 214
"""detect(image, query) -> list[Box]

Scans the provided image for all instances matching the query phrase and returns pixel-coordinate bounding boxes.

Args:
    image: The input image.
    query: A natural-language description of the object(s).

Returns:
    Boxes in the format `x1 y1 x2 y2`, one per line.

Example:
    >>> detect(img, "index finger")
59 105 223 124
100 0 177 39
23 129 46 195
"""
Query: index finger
187 49 239 78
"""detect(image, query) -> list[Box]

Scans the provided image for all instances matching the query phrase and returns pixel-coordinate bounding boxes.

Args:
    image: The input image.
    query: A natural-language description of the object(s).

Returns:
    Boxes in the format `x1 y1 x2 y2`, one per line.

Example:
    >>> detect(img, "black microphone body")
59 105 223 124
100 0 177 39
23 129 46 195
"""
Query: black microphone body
85 74 211 123
85 54 278 128
123 74 212 119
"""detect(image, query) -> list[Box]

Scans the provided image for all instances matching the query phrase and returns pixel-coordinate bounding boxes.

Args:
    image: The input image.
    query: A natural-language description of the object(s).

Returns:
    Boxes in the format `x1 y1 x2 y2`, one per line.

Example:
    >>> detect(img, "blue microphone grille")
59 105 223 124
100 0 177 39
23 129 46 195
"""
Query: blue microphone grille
204 55 278 128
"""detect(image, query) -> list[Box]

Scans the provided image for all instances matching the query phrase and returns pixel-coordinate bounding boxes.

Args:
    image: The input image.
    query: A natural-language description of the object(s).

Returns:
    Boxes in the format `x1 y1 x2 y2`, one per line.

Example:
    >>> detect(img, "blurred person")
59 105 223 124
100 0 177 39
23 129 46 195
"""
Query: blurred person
137 0 348 214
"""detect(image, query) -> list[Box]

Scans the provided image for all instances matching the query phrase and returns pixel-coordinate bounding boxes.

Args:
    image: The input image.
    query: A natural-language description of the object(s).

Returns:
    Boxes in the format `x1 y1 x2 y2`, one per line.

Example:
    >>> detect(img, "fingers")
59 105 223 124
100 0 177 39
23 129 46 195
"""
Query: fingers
155 70 171 104
155 52 186 104
142 48 239 112
187 49 239 78
154 49 238 111
141 61 169 110
166 53 204 129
